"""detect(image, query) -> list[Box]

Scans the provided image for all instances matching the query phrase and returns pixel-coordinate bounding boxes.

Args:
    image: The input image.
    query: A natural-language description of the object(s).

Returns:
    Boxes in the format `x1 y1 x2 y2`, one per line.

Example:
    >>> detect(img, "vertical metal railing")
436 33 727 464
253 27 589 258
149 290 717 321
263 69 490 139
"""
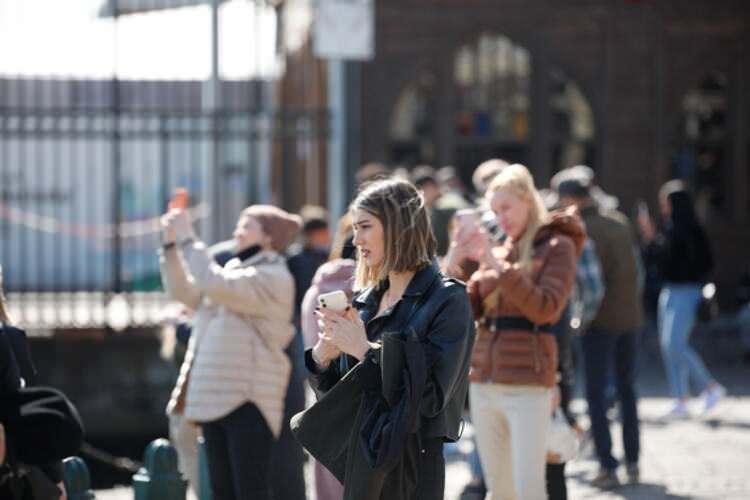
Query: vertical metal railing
0 1 329 330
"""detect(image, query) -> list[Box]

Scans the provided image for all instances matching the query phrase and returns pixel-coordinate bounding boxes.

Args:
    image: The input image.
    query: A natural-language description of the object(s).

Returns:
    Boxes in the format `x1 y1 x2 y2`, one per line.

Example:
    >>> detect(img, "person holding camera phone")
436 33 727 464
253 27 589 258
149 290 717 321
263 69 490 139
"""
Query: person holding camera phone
160 199 301 500
303 178 475 500
637 180 725 420
466 165 584 500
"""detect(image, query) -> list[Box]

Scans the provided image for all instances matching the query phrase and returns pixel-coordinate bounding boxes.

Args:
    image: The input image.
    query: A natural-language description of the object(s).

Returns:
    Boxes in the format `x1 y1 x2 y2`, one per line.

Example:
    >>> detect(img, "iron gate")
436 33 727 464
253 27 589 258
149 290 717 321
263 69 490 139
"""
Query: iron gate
0 1 327 330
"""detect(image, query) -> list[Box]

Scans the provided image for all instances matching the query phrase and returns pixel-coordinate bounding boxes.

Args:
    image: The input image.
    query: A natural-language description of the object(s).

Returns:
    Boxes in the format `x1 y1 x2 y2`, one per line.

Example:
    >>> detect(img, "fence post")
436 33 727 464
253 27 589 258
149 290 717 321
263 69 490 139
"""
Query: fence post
197 436 212 500
63 456 96 500
132 438 187 500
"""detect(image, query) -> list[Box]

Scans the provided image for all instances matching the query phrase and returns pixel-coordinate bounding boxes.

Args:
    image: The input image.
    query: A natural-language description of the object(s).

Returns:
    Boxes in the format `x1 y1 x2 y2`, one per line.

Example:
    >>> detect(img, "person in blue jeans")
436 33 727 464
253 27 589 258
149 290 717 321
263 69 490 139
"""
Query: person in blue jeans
638 180 725 419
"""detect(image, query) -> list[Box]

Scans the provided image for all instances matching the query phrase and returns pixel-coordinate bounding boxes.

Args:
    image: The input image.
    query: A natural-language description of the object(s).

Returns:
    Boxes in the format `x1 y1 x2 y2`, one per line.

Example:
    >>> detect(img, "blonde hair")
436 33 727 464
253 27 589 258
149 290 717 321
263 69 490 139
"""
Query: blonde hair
350 178 436 289
486 164 549 271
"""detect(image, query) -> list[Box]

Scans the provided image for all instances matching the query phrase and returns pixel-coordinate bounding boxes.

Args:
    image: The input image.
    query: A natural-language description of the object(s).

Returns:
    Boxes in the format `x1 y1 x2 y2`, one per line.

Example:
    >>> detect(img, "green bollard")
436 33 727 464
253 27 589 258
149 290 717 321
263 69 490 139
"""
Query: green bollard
63 456 96 500
197 436 212 500
133 438 187 500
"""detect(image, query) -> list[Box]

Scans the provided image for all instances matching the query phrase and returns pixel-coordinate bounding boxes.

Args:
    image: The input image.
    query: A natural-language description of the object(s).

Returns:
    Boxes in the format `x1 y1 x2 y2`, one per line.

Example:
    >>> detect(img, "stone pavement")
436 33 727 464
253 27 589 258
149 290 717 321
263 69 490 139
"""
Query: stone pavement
443 396 750 500
95 395 750 500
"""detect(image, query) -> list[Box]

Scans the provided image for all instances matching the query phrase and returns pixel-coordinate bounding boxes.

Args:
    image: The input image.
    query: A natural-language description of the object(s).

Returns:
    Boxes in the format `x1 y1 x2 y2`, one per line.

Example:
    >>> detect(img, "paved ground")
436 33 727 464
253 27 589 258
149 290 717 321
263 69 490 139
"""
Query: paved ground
96 327 750 499
442 396 750 500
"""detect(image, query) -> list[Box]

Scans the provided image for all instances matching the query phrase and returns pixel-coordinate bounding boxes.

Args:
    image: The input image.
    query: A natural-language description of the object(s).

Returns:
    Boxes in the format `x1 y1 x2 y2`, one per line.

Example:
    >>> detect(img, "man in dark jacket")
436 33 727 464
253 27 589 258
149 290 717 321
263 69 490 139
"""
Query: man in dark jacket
556 171 643 490
0 323 69 499
1 264 69 499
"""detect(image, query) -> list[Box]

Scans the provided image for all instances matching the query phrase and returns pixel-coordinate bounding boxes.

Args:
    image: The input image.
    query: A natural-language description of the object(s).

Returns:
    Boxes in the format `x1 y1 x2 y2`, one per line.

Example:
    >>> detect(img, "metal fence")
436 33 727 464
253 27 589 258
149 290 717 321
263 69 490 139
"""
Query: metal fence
0 0 328 329
0 99 326 329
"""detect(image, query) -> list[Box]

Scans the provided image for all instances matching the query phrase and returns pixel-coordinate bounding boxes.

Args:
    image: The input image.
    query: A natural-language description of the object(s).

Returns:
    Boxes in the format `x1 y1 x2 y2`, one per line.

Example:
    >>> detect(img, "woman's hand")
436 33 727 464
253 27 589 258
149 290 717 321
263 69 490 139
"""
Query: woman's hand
637 209 656 243
316 306 372 361
478 228 509 274
444 223 487 277
57 481 67 500
311 337 341 370
161 209 196 244
161 211 178 244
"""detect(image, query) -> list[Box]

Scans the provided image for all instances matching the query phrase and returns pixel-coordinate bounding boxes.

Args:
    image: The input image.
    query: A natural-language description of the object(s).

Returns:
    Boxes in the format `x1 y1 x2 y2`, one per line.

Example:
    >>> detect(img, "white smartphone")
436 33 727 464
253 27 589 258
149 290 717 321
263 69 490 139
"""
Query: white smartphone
454 208 478 227
317 290 348 312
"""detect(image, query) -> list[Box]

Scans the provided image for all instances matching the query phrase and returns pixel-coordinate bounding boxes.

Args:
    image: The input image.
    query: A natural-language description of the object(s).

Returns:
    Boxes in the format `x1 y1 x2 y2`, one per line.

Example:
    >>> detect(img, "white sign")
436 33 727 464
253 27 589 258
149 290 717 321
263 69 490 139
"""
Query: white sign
314 0 374 60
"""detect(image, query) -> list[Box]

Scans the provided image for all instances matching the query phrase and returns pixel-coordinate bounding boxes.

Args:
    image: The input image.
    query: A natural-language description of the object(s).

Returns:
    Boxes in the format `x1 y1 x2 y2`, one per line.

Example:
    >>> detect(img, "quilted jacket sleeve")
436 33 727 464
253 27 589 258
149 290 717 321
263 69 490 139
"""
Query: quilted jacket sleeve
180 242 292 319
493 235 577 324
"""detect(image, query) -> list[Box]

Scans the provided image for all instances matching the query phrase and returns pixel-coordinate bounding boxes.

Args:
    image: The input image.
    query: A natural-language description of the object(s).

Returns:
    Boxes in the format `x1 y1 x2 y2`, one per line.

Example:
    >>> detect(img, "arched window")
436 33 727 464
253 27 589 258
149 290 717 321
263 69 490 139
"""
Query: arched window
387 33 596 190
454 34 530 142
453 34 531 170
549 69 595 174
389 71 437 166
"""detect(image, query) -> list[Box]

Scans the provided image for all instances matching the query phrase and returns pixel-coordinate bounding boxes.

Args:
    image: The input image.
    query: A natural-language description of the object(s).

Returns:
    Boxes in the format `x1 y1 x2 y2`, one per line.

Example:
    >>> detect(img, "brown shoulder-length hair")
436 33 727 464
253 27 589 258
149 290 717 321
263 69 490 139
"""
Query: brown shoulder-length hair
350 178 436 289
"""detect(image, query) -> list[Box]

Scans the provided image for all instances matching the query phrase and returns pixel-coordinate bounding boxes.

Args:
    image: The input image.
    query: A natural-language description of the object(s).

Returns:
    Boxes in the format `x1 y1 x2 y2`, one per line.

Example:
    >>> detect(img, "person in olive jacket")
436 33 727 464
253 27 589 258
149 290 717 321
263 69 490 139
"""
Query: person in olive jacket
556 169 643 489
306 178 475 500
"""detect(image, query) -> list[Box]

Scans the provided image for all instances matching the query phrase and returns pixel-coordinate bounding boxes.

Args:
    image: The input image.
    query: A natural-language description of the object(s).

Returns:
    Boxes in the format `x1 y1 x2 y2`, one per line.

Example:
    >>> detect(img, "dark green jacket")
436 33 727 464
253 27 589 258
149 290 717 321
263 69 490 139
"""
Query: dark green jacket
580 205 644 332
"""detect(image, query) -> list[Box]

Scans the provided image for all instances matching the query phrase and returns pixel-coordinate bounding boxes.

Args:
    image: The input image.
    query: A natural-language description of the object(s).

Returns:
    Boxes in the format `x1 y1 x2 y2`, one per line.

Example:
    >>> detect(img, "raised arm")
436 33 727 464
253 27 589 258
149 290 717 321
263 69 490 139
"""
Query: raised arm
180 241 291 318
159 247 202 310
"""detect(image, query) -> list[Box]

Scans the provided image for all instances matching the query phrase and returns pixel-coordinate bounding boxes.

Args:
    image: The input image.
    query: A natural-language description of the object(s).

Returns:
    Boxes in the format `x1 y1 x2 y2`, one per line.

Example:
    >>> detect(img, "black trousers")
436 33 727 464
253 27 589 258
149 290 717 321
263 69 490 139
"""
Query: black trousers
546 462 567 500
202 402 273 500
582 330 641 471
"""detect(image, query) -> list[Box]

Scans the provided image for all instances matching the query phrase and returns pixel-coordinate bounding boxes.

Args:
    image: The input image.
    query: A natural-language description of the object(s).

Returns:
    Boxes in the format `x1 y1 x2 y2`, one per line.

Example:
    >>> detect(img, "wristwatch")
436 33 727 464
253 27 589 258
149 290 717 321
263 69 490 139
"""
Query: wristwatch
178 237 195 249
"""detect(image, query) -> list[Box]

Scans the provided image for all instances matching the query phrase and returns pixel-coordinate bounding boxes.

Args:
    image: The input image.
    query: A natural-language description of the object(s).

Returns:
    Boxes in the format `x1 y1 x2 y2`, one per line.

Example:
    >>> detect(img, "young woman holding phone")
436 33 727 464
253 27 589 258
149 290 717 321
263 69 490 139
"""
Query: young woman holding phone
466 164 584 500
304 178 475 500
160 203 301 500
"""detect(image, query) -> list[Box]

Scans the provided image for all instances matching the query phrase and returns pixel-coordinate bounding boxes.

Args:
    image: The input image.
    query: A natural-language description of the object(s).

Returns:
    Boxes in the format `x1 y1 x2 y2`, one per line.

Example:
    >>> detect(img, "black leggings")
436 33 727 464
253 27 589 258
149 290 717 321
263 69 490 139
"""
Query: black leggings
202 403 274 500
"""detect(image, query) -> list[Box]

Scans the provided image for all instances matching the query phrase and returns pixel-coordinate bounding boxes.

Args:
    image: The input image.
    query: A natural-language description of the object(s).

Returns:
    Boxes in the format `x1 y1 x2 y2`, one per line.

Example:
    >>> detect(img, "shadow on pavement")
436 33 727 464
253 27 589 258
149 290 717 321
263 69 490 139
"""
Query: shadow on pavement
567 469 693 500
639 412 750 429
616 482 692 499
701 418 750 431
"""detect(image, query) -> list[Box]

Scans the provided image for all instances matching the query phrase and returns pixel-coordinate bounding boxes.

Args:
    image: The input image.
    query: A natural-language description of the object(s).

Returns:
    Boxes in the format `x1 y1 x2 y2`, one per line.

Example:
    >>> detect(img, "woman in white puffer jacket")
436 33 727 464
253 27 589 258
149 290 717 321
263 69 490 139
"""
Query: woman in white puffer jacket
160 204 301 500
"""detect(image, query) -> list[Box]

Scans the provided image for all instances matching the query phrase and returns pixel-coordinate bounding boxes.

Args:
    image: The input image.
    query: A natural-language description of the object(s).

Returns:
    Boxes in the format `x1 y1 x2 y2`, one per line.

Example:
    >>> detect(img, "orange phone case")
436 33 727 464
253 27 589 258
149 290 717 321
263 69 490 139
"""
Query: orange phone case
169 188 189 210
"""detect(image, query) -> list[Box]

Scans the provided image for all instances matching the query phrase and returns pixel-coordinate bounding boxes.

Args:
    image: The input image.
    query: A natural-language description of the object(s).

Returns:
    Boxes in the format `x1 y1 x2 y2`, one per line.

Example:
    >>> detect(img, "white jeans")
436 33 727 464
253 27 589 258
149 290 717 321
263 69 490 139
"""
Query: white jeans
470 383 551 500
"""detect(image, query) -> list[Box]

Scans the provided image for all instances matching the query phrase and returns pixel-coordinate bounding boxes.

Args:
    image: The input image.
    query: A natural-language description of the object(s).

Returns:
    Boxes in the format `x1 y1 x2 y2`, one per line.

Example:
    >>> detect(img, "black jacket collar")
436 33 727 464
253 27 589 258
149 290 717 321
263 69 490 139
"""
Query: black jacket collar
235 244 262 262
353 260 440 313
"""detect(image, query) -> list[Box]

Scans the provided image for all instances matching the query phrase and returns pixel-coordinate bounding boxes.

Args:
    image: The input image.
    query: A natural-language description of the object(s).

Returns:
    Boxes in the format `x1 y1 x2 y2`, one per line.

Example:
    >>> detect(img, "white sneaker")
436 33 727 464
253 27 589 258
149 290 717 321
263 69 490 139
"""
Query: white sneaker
701 384 726 413
659 402 691 421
